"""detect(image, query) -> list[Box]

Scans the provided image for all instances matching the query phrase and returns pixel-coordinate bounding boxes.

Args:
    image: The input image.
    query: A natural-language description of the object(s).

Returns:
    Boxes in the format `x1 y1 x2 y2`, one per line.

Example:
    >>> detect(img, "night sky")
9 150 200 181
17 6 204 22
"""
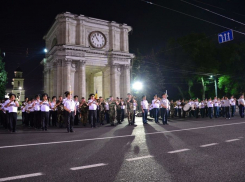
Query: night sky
1 0 245 98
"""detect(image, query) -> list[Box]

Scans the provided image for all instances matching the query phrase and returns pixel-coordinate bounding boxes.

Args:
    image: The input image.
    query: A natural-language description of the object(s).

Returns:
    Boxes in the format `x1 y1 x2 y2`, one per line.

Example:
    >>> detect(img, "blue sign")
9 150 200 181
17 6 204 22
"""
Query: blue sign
218 30 234 44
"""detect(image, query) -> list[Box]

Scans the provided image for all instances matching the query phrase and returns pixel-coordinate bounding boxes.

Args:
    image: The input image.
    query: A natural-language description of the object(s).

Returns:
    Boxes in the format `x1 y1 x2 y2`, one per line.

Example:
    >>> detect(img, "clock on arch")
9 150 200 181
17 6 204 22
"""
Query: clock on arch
89 31 107 49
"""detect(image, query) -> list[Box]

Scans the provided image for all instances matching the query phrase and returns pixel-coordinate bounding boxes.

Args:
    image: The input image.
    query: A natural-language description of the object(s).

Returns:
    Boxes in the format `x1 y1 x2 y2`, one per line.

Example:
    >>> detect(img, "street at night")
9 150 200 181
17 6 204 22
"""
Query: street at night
1 117 245 182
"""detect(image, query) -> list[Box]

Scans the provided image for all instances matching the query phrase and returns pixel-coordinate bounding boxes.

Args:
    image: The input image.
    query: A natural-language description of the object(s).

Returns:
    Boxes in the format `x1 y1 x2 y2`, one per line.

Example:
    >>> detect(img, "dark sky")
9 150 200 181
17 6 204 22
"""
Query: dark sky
1 0 245 97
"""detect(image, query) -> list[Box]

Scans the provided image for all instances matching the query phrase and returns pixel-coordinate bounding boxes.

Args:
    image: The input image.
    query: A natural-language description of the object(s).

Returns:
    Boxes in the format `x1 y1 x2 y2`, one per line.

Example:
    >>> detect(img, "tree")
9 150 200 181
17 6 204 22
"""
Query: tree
0 50 7 99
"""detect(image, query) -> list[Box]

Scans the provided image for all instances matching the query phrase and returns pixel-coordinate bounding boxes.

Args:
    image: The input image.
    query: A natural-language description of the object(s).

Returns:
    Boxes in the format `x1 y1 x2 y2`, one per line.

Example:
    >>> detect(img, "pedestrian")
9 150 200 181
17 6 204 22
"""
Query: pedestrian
8 94 19 133
88 94 98 128
64 91 76 132
40 93 50 131
160 93 169 125
141 95 148 124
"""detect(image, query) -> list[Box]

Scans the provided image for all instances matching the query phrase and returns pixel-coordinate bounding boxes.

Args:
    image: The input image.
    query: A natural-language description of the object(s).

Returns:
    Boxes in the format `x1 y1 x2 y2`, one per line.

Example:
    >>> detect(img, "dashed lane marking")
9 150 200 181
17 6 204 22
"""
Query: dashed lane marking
126 155 154 161
168 149 190 154
200 143 218 148
70 163 108 170
0 173 44 182
225 139 240 142
1 121 245 149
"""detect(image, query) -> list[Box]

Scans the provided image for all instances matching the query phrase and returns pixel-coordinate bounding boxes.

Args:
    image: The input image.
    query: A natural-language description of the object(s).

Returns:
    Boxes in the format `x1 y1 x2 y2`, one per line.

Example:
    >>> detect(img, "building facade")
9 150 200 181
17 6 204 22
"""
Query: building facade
41 12 134 99
11 67 25 101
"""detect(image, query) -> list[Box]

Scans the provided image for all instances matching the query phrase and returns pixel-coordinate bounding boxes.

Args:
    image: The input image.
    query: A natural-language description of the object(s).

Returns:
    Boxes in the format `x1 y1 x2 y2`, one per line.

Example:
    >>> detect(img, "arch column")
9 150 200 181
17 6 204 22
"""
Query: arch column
78 60 86 98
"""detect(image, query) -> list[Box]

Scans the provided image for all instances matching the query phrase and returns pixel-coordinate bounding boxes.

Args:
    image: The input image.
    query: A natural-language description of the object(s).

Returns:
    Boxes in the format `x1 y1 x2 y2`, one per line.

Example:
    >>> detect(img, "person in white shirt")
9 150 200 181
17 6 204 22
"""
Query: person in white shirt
152 95 160 123
21 97 28 126
104 99 110 124
160 93 169 125
40 93 51 131
4 96 11 130
50 96 58 127
120 98 126 122
213 97 218 118
64 92 76 132
224 96 231 119
176 100 182 118
141 95 149 124
220 97 225 117
230 96 236 117
74 95 80 126
238 95 244 118
207 98 213 119
34 94 42 129
88 93 98 128
7 94 19 133
132 97 137 125
194 99 199 118
200 100 205 118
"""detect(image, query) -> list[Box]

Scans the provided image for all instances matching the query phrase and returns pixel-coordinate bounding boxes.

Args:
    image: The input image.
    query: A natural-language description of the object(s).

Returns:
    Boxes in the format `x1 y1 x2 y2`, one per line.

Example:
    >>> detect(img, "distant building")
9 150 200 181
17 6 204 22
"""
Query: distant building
9 67 25 101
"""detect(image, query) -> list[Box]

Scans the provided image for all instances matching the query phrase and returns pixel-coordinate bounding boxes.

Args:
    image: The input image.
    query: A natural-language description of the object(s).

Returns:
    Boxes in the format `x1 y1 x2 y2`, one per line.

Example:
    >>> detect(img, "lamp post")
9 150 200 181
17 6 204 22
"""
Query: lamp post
210 75 217 97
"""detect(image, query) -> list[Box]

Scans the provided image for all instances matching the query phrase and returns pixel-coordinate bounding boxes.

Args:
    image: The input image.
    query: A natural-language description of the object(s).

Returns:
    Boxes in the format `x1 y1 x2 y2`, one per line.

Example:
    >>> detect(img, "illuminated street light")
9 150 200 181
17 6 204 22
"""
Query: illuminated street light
44 48 48 53
132 82 143 91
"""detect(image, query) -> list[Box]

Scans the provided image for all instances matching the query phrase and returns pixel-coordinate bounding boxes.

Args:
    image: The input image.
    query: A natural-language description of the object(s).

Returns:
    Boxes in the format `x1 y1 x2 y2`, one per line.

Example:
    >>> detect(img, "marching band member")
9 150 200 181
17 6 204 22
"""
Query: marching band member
141 95 149 124
213 97 218 118
200 100 205 118
25 99 32 127
88 93 98 128
50 96 58 127
79 97 88 126
160 93 169 125
7 94 19 133
152 95 160 123
109 96 117 126
120 98 126 122
170 100 175 118
64 91 76 132
238 95 244 118
116 97 122 124
34 95 41 129
104 99 110 124
4 96 11 130
149 104 154 118
98 96 105 125
132 97 137 125
174 101 178 117
74 95 79 125
40 93 50 131
204 99 208 117
57 96 65 128
29 98 35 127
230 96 236 117
207 98 213 119
194 99 199 118
220 97 225 117
176 100 182 118
224 96 231 119
21 97 28 126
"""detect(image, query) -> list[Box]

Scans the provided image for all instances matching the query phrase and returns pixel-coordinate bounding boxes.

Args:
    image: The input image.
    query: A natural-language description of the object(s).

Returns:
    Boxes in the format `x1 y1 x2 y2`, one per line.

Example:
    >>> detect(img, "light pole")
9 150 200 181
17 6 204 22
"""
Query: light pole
210 75 217 97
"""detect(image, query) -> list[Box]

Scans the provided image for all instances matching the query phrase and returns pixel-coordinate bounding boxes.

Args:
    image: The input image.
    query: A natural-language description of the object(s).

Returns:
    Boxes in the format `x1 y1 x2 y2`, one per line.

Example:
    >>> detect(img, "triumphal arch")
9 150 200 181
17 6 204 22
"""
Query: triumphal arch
41 12 134 99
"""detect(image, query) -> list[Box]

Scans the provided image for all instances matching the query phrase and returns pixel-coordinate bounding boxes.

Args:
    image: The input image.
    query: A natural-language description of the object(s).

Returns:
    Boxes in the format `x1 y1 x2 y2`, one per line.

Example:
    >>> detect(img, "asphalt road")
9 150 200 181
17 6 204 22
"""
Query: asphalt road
1 116 245 182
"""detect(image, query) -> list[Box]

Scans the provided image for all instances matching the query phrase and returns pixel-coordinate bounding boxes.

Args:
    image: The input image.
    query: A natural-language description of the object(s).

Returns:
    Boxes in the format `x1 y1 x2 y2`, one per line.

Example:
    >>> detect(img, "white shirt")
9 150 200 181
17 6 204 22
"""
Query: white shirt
160 98 169 109
141 100 149 109
152 99 160 108
230 99 236 106
213 99 219 107
224 99 230 107
62 98 67 104
34 100 41 111
121 101 126 109
207 101 213 107
9 101 18 113
105 102 109 110
133 102 137 110
238 98 244 106
88 99 97 110
50 102 57 111
195 101 199 108
201 102 205 108
25 103 33 112
41 101 50 112
22 102 27 112
64 99 76 111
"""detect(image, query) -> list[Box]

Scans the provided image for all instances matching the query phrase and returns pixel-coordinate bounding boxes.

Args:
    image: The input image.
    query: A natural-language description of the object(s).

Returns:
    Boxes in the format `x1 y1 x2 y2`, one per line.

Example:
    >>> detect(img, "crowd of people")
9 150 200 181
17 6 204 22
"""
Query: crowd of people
0 91 245 133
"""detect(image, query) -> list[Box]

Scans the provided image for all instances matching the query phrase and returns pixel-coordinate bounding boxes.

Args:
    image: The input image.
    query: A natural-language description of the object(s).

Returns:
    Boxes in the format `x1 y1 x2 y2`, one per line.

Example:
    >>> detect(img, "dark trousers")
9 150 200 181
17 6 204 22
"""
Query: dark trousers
225 107 230 119
195 108 199 118
183 110 186 118
154 108 159 123
51 111 57 126
208 107 213 119
231 105 235 117
205 107 208 117
161 108 168 124
9 112 17 132
89 110 97 127
174 108 178 117
178 108 181 118
5 111 10 130
34 111 41 128
142 109 148 123
150 109 154 118
105 110 109 123
74 113 79 125
200 108 205 118
239 105 244 118
214 106 220 118
41 111 49 130
121 109 125 121
22 112 25 125
66 111 74 132
132 110 136 124
117 110 121 123
221 107 225 117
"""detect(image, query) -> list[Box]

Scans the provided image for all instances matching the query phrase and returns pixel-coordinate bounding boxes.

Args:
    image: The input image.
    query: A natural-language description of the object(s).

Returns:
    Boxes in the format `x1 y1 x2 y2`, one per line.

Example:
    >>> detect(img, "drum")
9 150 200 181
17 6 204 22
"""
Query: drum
183 104 191 112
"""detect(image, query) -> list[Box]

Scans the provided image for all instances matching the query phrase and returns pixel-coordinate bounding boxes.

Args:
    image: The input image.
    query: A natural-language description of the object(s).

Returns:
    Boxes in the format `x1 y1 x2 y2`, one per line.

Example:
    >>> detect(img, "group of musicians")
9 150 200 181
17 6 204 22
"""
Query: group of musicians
0 92 138 133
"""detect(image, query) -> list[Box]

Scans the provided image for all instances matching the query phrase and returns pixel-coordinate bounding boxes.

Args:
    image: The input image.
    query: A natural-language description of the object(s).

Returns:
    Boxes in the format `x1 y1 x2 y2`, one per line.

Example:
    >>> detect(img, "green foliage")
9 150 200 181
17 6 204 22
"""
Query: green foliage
0 50 7 100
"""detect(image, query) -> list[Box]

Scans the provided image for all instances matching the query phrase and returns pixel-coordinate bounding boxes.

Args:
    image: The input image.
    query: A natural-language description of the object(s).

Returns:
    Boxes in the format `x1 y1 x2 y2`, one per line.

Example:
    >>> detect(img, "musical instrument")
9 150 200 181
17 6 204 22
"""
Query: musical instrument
183 104 192 112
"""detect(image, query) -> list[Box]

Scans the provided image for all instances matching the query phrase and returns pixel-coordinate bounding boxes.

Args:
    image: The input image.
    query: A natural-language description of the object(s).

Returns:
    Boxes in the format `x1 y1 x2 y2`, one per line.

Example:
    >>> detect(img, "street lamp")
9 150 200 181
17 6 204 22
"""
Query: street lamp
210 75 217 97
132 82 143 91
44 48 48 53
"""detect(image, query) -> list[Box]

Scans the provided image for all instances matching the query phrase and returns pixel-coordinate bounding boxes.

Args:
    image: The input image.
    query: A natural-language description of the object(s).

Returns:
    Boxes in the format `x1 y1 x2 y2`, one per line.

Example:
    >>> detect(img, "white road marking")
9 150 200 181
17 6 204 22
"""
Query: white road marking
70 163 108 170
168 149 190 154
126 155 154 161
225 139 240 142
0 173 44 182
1 121 245 149
200 143 218 148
